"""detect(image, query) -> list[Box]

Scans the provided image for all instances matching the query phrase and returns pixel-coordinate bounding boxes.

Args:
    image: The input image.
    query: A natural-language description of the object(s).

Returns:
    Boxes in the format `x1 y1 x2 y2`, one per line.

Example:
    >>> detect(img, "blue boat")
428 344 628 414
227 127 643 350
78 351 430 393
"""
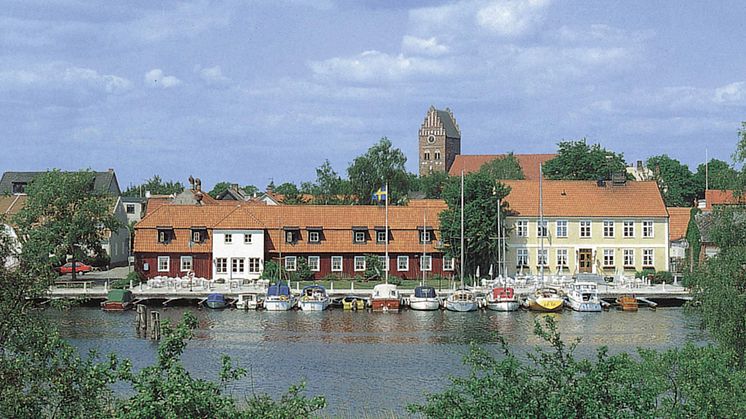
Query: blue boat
264 282 296 311
205 293 227 309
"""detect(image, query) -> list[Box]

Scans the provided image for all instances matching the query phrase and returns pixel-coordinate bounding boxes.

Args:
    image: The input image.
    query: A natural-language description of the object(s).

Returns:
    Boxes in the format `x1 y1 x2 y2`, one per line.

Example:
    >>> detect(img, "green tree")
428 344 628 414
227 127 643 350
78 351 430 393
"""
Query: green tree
417 171 450 199
242 184 258 196
543 139 627 180
647 155 697 207
735 122 746 192
694 159 740 195
310 160 352 204
123 175 183 197
364 254 384 280
348 137 410 205
208 181 232 198
274 182 306 204
13 170 122 281
478 153 525 180
439 170 510 279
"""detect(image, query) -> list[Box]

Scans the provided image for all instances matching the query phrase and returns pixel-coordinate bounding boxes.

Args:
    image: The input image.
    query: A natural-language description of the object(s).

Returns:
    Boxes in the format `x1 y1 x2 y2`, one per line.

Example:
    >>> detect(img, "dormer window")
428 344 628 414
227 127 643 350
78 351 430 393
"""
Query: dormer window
11 182 26 194
352 227 368 244
306 227 323 244
283 227 300 244
419 226 434 244
374 226 389 244
157 227 173 244
193 231 201 243
190 227 207 244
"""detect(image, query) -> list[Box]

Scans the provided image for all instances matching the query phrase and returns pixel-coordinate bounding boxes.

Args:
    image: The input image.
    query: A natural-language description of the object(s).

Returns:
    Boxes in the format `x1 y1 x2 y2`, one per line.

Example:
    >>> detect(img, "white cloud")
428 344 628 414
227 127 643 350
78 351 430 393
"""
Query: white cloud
401 35 449 56
310 50 452 83
196 65 230 86
0 64 132 95
714 81 746 104
476 0 551 37
144 69 181 88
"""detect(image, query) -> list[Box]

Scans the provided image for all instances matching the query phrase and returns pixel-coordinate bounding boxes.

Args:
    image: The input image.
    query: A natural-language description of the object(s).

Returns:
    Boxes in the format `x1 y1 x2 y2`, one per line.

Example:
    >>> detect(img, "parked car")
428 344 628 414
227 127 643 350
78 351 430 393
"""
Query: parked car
57 262 93 275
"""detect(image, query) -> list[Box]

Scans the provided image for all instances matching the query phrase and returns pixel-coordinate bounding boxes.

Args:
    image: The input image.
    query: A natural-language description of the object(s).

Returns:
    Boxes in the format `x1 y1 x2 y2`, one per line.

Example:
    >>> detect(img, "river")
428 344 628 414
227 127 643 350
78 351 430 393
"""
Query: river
49 307 706 416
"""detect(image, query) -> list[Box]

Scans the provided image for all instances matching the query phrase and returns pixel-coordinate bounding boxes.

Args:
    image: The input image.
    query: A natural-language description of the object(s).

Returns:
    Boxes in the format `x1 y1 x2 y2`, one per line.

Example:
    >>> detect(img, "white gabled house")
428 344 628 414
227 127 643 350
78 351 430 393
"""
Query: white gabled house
211 229 265 282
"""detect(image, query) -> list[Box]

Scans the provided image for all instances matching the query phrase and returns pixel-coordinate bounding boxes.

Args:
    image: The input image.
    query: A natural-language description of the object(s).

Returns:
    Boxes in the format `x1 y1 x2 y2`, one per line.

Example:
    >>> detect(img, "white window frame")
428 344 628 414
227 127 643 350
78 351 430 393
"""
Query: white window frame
331 256 343 272
537 249 548 267
397 255 409 271
192 231 201 243
224 233 232 244
643 249 654 267
354 256 366 272
309 231 320 243
556 220 568 238
354 231 366 243
623 221 635 238
180 256 193 272
244 233 252 244
623 249 635 267
443 257 455 271
603 221 615 238
516 220 528 237
158 230 167 243
285 256 297 271
537 220 548 238
580 220 592 238
308 256 320 272
215 258 227 274
157 256 170 272
603 249 615 267
642 221 654 238
376 230 387 243
248 257 261 273
232 258 245 274
556 249 568 267
285 231 294 243
420 230 432 243
517 248 529 267
420 255 432 271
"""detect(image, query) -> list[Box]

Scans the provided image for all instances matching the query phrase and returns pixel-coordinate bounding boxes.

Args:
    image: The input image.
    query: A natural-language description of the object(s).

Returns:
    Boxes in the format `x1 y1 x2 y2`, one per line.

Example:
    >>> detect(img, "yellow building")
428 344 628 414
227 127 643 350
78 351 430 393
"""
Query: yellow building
502 180 669 277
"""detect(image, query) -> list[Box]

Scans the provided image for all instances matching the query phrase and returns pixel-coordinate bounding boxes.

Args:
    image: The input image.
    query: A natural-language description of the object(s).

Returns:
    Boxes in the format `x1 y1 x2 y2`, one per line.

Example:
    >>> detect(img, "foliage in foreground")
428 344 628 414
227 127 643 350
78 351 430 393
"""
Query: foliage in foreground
409 317 746 418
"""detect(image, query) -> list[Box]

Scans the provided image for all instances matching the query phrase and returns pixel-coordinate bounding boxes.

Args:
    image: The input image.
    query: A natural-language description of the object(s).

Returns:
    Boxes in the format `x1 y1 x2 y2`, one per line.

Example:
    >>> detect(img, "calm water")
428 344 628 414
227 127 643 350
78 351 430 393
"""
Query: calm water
49 307 705 415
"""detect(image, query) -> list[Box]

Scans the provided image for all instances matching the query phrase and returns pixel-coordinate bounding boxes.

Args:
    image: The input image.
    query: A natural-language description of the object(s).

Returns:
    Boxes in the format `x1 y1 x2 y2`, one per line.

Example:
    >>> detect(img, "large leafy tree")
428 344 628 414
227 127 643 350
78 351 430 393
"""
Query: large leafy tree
207 181 259 199
735 122 746 192
417 171 450 199
310 159 353 204
274 182 306 204
543 139 627 180
122 175 183 197
347 137 410 205
439 170 510 280
647 155 697 207
694 159 740 195
479 153 525 180
13 170 122 280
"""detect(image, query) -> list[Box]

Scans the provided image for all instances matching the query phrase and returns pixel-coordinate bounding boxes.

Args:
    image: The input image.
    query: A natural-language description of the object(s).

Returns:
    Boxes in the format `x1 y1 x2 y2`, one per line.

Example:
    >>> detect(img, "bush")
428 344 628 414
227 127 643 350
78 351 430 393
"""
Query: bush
322 273 345 281
388 276 402 286
111 279 129 289
635 269 673 284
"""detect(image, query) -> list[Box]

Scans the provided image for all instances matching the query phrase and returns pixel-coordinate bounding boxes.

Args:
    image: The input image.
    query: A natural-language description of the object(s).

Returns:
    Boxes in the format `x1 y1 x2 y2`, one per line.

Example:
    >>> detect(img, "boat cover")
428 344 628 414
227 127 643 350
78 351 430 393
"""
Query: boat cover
207 293 226 303
491 287 514 299
106 289 133 303
414 286 437 298
267 283 291 297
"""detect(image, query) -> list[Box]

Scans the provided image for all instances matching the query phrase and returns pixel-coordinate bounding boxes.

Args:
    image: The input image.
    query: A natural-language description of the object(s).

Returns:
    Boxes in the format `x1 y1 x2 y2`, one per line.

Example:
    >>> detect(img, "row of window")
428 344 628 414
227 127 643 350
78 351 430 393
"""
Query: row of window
286 230 433 244
223 233 253 244
515 220 656 239
158 229 208 244
515 248 656 268
214 257 262 274
157 255 194 272
282 255 455 272
422 150 441 161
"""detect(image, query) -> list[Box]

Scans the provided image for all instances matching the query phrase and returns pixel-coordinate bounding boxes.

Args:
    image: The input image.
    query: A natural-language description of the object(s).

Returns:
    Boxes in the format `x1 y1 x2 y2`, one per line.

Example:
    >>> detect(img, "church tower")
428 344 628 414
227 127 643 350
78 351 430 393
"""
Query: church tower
418 106 461 176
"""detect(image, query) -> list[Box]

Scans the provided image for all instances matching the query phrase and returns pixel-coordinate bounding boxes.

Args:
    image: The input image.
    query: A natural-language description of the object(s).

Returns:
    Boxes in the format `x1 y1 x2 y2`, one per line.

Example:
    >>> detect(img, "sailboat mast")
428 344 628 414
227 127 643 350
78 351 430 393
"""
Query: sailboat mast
460 170 465 288
385 182 389 285
539 164 544 283
497 196 502 278
422 209 426 285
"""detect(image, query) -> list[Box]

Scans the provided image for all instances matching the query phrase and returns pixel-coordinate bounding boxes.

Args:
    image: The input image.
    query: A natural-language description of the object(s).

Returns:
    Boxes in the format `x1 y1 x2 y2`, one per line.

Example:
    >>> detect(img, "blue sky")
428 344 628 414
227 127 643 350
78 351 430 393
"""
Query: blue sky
1 0 745 191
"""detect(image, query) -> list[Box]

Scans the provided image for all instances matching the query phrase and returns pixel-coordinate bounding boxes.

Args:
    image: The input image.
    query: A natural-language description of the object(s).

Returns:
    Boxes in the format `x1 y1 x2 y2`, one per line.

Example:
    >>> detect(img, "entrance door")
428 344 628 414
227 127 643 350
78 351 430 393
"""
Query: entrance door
578 249 593 273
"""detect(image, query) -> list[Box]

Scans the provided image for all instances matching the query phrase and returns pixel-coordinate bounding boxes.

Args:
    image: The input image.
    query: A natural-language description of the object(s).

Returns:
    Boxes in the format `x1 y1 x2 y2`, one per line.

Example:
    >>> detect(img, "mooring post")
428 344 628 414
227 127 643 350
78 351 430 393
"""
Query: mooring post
330 282 334 292
136 304 148 338
149 310 161 340
104 280 108 293
83 281 87 292
351 281 354 291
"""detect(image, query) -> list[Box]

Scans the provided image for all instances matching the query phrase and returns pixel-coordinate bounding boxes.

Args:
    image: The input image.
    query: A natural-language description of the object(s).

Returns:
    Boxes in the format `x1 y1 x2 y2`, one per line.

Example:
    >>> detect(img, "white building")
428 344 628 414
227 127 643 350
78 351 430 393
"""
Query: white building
211 229 265 282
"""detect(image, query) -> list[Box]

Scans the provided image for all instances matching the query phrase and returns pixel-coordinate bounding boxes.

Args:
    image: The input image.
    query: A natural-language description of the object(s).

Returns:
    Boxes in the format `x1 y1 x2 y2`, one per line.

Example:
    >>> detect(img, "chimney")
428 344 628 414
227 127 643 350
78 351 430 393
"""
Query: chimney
145 191 151 198
231 183 239 192
107 168 114 172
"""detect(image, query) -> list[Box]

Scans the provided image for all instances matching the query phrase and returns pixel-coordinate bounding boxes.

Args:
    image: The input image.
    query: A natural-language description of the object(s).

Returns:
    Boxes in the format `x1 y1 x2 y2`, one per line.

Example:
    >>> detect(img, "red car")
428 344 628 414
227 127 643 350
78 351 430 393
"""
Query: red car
57 262 93 275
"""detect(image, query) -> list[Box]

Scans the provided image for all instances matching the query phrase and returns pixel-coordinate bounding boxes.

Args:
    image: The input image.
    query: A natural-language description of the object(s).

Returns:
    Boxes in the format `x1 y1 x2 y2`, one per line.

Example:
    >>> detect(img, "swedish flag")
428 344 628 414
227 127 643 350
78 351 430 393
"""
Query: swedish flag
372 185 387 203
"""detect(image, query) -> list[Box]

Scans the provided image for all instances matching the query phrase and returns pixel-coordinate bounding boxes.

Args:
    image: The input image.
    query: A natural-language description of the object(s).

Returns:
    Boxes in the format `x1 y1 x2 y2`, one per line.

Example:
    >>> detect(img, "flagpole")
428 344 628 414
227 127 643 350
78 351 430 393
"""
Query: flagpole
385 182 389 285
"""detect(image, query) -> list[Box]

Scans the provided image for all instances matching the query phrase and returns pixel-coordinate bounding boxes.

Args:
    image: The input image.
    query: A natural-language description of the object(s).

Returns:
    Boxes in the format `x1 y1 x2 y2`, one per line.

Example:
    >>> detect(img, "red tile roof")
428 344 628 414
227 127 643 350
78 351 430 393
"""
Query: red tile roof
704 189 745 210
500 180 668 217
667 207 692 241
449 154 557 180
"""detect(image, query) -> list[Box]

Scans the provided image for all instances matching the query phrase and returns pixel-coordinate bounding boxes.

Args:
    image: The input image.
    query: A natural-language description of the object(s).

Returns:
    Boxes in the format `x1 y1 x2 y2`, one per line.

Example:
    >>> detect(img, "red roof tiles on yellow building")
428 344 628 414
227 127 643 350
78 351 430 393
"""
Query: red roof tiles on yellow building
667 207 692 241
449 154 557 180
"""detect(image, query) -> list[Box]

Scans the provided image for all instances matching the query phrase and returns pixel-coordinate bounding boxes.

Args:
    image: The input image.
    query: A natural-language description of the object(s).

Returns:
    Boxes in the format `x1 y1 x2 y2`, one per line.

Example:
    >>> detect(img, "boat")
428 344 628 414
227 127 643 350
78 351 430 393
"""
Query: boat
342 295 366 310
616 295 639 311
298 285 330 311
486 287 520 311
445 287 478 312
444 172 478 313
371 283 401 312
205 293 227 309
263 282 296 311
101 289 133 311
525 287 565 312
409 286 440 311
565 282 602 312
236 293 263 310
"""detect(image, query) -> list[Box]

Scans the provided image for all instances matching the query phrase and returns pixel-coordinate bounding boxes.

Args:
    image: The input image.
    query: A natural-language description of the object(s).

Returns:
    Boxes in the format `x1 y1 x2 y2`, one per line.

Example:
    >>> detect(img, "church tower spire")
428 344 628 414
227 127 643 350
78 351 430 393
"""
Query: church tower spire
418 106 461 176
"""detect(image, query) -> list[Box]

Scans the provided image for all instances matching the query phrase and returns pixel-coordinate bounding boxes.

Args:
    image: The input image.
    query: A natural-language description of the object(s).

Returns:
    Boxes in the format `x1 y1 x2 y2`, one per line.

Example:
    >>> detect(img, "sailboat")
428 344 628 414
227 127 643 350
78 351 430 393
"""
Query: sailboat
409 209 440 311
525 164 564 312
371 184 401 312
445 171 478 312
486 196 519 311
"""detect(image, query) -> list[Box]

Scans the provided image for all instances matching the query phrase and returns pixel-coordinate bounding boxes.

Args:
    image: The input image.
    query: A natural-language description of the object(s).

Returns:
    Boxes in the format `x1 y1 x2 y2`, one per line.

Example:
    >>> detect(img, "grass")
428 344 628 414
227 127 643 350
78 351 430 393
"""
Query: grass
292 277 465 291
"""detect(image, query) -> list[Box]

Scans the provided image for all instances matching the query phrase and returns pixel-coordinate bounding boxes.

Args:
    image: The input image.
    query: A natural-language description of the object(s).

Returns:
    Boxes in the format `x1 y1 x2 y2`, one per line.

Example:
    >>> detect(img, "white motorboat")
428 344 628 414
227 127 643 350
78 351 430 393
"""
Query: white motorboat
298 285 330 311
235 293 263 310
409 285 440 311
263 282 296 311
445 288 478 312
486 287 520 311
565 282 603 312
371 283 401 311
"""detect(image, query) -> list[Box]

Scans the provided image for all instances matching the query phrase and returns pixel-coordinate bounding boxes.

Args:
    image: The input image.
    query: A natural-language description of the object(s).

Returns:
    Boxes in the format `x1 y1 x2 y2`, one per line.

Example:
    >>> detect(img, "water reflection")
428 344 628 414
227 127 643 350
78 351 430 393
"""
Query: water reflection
47 307 706 415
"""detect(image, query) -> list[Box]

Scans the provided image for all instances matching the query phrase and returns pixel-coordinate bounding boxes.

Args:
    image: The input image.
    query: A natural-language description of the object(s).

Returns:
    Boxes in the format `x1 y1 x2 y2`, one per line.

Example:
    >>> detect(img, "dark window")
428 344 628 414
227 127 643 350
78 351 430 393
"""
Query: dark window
158 229 173 243
126 204 136 214
12 182 26 194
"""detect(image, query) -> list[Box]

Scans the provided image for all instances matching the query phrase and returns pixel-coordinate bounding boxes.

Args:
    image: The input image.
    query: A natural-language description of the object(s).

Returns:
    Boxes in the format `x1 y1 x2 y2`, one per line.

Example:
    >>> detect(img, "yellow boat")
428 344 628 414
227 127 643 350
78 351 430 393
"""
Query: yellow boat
526 287 564 312
342 295 366 311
